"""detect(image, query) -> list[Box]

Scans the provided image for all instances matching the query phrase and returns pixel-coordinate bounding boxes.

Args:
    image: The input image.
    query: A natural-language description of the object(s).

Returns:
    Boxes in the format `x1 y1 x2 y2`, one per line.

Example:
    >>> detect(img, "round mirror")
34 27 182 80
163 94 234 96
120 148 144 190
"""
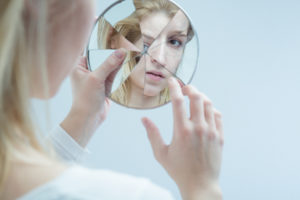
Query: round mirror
87 0 199 109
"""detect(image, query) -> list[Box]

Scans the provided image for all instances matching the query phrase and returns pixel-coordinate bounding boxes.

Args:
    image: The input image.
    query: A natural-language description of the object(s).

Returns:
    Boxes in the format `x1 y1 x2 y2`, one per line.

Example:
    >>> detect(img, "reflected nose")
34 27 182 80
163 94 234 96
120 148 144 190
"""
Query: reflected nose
148 42 167 68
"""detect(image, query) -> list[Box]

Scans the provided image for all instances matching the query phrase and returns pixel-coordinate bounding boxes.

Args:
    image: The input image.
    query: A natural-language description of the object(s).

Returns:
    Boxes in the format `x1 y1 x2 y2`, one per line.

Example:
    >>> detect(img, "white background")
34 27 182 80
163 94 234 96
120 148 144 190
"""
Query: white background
33 0 300 199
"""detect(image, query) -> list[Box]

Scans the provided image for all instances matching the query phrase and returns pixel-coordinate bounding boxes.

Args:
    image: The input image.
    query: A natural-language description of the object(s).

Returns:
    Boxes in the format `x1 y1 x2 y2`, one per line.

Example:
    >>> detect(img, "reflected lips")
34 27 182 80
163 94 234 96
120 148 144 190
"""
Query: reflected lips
146 70 165 81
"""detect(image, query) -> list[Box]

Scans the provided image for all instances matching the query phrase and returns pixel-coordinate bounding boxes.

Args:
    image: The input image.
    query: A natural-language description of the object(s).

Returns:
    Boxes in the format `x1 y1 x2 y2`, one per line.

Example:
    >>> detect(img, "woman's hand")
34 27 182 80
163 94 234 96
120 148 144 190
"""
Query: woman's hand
61 49 127 147
142 77 224 200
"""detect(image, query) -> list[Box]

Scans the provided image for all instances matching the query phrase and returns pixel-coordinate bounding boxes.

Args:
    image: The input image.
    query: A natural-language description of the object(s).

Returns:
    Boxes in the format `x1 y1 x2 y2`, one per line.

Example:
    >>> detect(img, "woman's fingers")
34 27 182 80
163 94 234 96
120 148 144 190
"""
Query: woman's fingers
93 48 127 83
214 109 224 145
168 77 187 129
204 98 216 128
182 85 205 123
141 117 167 162
182 85 216 128
182 85 221 141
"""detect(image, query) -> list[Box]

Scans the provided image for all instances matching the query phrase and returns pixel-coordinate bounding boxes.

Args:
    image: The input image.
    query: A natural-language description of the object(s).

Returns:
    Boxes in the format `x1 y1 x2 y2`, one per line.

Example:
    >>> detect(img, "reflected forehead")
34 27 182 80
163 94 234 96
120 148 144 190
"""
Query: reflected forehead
166 10 190 34
140 10 190 38
140 11 170 37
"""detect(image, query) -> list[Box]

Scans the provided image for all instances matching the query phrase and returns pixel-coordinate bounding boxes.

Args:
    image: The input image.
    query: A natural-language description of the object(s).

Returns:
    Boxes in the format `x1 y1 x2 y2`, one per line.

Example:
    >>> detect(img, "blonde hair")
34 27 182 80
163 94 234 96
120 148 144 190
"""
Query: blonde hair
0 0 50 191
98 0 190 107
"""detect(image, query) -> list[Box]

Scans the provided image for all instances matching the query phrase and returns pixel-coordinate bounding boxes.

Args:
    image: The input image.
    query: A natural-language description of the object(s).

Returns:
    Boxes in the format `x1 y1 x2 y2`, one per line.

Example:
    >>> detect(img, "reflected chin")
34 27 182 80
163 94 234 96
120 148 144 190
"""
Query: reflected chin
144 84 163 97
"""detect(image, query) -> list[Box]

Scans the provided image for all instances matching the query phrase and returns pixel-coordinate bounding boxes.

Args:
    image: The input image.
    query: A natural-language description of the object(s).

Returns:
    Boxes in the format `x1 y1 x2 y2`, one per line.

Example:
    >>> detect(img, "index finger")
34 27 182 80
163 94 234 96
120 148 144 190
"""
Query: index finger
168 77 188 129
182 85 205 123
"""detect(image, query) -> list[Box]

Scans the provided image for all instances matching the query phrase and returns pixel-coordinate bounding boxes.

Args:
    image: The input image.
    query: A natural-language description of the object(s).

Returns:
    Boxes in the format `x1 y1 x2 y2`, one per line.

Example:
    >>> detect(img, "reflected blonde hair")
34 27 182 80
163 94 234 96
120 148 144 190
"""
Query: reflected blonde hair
98 0 185 106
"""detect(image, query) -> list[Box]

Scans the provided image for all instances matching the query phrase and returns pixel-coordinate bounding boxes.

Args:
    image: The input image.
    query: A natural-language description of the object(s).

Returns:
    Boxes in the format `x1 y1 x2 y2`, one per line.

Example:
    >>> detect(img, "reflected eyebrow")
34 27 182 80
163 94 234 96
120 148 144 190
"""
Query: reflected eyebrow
169 30 188 37
142 30 188 43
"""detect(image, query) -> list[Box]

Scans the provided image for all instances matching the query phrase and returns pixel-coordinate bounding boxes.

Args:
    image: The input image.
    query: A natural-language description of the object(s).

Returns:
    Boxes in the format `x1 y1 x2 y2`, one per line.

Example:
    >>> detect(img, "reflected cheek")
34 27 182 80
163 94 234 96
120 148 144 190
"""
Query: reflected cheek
166 56 182 74
129 66 145 89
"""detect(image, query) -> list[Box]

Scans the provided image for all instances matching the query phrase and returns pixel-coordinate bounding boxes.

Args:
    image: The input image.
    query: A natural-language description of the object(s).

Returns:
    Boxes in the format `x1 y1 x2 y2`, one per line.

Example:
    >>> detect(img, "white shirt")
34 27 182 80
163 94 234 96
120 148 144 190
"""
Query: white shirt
47 126 89 162
17 126 175 200
18 165 174 200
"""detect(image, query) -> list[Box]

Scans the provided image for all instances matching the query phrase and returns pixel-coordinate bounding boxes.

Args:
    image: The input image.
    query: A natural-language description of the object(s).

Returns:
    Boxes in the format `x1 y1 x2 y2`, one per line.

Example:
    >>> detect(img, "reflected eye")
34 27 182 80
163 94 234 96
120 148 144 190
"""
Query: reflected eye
169 39 182 48
143 43 150 54
144 43 149 49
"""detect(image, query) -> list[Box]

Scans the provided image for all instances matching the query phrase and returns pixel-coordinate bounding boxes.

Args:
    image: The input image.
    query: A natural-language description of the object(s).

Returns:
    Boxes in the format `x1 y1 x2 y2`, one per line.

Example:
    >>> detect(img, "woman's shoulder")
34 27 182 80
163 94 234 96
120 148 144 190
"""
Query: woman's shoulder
18 165 174 200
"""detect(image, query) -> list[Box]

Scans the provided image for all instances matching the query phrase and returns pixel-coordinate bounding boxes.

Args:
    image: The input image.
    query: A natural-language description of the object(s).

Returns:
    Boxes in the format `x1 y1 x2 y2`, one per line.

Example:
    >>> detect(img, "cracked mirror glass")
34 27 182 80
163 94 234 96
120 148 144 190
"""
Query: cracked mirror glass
87 0 199 109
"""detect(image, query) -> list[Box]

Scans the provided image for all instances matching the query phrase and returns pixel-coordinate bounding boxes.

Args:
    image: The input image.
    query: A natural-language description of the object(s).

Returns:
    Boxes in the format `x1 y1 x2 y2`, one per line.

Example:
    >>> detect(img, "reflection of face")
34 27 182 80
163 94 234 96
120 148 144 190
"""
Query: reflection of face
129 10 190 96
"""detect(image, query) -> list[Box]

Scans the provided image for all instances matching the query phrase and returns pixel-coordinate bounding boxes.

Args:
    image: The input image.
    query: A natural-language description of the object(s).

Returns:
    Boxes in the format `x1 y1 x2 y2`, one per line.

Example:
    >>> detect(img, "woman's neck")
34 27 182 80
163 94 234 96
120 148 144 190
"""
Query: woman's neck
128 84 160 108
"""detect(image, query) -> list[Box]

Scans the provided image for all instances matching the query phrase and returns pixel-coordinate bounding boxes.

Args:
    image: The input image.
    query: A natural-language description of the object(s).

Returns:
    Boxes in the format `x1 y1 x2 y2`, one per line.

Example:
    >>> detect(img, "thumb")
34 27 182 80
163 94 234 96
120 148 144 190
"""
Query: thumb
93 48 127 82
141 117 167 162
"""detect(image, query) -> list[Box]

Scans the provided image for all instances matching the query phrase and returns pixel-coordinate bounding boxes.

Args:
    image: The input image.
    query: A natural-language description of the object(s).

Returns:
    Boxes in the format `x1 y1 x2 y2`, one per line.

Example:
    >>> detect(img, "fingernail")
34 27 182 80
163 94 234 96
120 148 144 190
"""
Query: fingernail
114 49 126 59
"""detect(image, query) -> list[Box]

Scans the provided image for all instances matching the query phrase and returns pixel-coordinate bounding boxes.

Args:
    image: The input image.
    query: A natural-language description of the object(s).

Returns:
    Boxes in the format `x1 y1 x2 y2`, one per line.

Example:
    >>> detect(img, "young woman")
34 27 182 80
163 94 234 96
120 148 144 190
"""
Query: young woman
0 0 224 199
98 0 194 108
